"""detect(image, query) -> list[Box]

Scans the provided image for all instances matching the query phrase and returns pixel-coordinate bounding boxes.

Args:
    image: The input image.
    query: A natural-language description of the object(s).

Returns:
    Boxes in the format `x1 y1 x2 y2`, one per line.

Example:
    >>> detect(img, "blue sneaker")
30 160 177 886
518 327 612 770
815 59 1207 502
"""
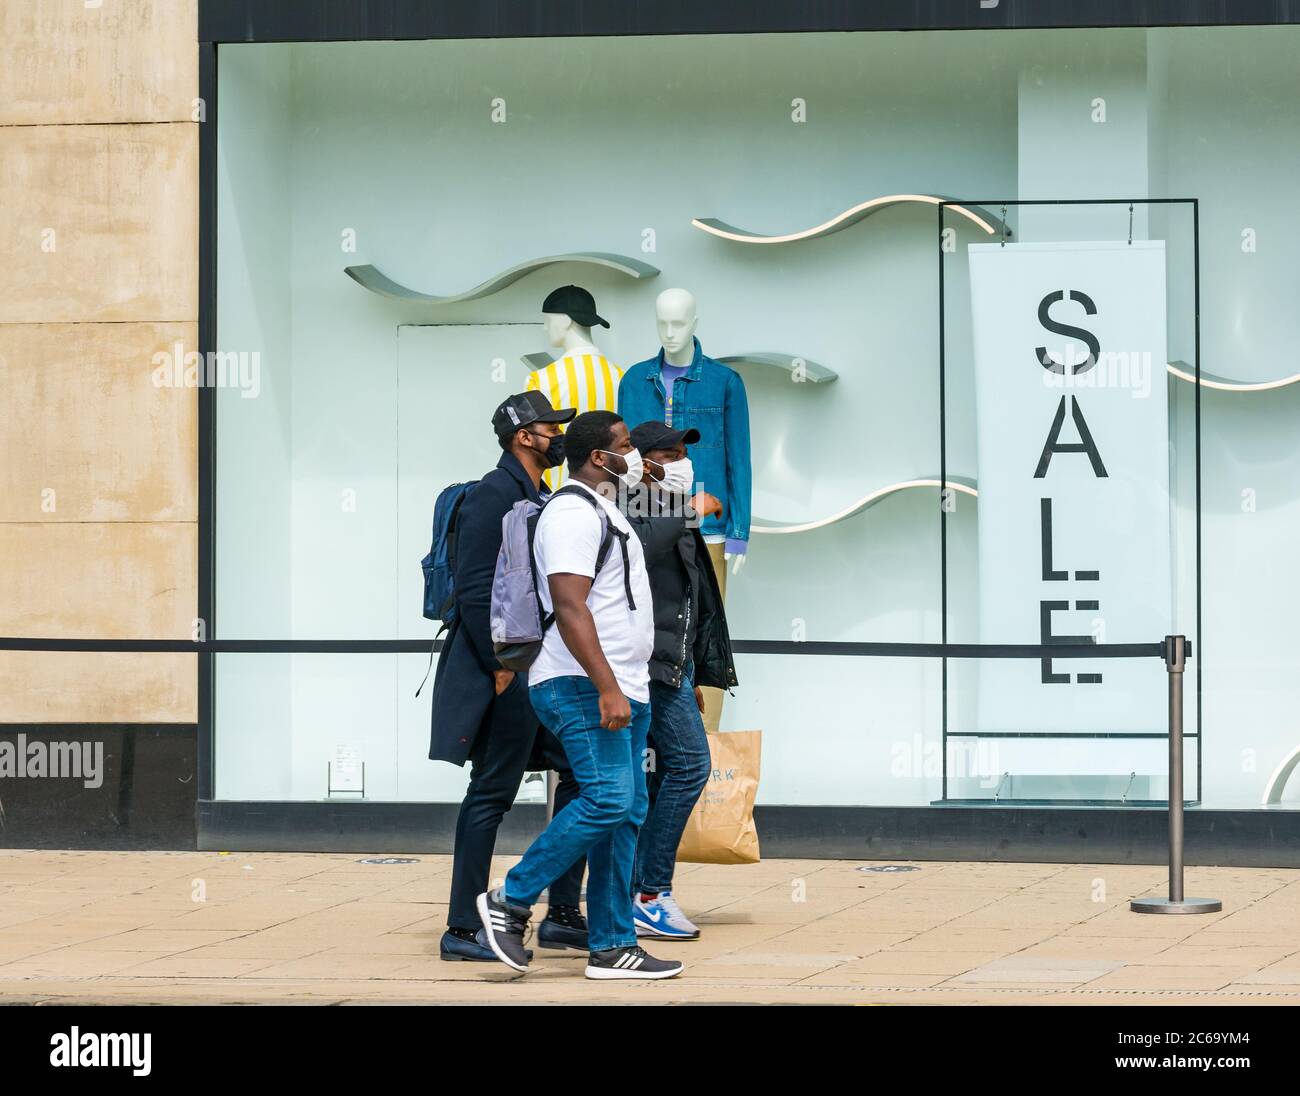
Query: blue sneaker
633 890 700 940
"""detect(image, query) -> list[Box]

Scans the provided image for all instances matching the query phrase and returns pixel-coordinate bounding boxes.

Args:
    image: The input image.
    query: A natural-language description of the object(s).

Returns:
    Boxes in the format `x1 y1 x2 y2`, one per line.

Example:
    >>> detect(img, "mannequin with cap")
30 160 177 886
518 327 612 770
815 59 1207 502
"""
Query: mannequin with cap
525 285 624 490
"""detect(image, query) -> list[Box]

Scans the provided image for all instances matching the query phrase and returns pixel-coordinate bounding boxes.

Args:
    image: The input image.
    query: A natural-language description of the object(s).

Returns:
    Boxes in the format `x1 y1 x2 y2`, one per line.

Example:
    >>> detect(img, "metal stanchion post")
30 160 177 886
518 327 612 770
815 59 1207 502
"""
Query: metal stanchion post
1131 635 1221 915
535 771 559 905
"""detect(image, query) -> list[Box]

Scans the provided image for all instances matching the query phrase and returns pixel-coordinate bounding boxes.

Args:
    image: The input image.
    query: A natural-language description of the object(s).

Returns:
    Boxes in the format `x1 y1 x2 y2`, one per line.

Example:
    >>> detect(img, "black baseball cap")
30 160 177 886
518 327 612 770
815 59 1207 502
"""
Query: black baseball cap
630 421 700 453
542 284 610 329
491 391 577 437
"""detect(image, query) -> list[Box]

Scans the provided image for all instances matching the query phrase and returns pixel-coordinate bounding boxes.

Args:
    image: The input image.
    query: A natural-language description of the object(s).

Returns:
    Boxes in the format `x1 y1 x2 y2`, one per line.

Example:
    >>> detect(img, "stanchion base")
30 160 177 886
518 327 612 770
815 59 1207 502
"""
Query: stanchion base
1130 897 1222 915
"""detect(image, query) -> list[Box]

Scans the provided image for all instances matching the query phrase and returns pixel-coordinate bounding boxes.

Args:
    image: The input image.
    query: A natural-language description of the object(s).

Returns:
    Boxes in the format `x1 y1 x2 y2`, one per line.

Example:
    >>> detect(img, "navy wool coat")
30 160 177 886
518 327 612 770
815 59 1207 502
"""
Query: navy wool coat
427 452 542 766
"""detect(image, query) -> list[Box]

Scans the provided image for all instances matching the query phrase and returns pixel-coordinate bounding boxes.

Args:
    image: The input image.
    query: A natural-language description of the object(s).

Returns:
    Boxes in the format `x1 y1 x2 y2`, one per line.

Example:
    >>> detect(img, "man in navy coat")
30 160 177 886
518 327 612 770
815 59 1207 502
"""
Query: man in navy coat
429 391 589 960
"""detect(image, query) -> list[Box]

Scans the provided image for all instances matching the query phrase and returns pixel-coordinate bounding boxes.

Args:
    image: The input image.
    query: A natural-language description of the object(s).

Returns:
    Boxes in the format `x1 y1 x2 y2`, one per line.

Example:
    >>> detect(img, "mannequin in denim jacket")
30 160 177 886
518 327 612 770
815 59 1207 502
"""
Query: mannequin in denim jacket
654 288 746 575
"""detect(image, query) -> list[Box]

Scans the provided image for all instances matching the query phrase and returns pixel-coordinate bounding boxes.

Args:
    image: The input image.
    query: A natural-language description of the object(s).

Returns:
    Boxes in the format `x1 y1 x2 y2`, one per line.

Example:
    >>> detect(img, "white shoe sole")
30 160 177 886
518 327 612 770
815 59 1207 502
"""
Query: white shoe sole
634 920 700 940
475 892 529 973
585 964 684 980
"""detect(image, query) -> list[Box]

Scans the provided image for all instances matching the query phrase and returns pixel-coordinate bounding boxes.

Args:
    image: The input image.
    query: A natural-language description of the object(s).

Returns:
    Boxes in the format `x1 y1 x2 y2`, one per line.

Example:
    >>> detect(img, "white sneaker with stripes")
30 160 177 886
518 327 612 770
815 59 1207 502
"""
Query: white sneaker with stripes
585 945 684 980
476 887 532 972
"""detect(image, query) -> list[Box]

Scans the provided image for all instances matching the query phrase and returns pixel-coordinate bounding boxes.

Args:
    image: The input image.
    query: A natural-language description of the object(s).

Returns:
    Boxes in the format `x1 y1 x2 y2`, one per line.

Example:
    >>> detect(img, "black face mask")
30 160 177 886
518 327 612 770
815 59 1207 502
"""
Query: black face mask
526 430 566 469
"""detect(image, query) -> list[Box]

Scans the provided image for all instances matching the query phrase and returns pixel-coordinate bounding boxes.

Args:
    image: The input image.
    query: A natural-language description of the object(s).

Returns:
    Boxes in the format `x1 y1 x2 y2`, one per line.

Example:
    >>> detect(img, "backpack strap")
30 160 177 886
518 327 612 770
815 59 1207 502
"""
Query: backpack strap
413 634 438 698
600 524 637 611
438 488 471 620
525 508 553 633
544 484 636 612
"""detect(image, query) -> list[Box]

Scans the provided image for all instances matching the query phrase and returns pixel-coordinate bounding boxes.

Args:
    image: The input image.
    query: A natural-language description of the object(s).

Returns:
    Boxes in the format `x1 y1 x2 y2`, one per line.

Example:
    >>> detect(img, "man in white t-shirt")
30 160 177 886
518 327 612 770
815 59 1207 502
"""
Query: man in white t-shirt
477 411 684 981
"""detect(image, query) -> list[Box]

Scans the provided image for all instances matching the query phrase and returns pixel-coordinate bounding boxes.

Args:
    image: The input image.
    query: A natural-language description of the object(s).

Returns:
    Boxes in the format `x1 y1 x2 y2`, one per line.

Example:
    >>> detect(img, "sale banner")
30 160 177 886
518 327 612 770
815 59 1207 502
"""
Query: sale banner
967 240 1172 745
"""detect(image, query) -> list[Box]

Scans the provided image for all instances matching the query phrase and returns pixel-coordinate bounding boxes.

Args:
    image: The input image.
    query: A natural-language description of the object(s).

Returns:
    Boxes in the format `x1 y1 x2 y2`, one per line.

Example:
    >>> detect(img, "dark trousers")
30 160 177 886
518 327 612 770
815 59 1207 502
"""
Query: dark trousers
447 677 586 930
634 665 710 893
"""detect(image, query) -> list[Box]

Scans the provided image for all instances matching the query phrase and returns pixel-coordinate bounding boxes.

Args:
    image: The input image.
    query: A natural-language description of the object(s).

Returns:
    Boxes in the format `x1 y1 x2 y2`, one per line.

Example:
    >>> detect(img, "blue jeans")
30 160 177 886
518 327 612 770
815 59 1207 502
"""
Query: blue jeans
504 676 650 952
634 666 711 893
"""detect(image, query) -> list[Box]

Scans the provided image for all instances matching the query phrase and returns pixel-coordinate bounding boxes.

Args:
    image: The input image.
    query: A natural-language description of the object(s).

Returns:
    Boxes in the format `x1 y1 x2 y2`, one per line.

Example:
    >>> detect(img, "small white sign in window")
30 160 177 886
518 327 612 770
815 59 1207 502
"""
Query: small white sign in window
328 745 364 797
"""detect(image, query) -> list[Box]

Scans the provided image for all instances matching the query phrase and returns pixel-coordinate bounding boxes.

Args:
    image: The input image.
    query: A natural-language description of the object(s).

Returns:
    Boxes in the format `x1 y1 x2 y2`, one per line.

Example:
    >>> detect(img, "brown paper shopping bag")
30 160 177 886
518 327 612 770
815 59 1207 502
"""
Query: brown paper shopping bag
676 729 762 865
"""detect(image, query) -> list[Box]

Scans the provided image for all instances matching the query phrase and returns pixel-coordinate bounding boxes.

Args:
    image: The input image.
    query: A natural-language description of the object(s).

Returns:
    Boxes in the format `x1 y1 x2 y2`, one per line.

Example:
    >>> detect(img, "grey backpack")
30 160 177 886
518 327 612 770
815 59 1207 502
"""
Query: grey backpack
490 484 636 672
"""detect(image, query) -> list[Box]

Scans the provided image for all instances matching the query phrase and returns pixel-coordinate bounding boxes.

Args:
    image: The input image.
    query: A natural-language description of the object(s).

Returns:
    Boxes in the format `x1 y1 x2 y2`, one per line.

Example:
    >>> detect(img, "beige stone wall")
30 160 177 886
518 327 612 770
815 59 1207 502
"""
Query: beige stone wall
0 1 199 722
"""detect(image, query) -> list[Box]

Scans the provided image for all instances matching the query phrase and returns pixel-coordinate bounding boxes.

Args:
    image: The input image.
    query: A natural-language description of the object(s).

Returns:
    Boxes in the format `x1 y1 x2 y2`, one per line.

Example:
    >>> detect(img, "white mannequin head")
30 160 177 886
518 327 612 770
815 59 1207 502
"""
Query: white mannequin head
542 310 595 352
655 288 698 365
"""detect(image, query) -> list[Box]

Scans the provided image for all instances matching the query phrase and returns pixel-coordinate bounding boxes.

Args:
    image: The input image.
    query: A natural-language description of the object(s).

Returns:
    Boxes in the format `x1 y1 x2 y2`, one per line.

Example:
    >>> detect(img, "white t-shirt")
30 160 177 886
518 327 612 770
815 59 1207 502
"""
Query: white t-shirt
528 479 654 703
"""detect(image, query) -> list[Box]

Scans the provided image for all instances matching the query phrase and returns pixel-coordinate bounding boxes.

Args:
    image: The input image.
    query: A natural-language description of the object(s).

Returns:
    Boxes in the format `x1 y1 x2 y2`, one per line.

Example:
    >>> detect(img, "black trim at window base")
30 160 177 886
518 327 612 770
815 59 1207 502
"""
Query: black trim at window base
197 801 1300 868
199 0 1300 43
0 724 197 850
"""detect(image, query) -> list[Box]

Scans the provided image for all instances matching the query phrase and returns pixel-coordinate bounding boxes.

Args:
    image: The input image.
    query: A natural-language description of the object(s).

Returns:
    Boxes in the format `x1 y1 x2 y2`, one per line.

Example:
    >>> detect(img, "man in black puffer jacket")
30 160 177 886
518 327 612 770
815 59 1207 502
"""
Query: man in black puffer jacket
621 421 738 941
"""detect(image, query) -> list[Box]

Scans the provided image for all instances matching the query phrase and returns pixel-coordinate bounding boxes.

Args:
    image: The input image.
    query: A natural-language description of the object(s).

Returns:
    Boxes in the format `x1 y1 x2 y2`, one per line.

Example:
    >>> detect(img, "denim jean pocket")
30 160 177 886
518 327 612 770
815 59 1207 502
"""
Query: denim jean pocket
534 676 604 736
528 679 560 730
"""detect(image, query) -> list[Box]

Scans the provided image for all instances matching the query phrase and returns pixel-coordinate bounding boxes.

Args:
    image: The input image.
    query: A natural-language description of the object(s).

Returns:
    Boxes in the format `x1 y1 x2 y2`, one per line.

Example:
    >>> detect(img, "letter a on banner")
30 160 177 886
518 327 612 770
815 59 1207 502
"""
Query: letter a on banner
1034 396 1109 478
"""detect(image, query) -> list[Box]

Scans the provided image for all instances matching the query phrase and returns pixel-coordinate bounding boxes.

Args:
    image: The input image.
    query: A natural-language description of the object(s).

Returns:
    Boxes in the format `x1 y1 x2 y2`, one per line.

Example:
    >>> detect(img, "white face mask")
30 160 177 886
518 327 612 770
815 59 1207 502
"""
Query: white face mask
599 448 644 488
648 456 694 495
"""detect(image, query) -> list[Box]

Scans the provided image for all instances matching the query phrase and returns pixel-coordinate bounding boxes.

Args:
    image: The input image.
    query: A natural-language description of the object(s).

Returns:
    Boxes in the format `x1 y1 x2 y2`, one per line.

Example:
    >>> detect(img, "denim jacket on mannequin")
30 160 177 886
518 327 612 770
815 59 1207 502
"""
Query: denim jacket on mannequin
617 338 751 546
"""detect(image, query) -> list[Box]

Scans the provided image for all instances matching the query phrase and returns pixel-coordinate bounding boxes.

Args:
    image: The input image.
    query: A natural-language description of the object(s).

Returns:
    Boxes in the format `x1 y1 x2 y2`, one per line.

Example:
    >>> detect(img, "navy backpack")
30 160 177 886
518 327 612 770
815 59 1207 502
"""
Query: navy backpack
421 481 477 626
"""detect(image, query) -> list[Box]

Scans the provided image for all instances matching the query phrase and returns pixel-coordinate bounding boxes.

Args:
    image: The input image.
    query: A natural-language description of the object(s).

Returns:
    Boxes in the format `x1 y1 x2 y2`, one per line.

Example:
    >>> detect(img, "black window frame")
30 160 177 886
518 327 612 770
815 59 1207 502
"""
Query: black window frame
194 1 1291 851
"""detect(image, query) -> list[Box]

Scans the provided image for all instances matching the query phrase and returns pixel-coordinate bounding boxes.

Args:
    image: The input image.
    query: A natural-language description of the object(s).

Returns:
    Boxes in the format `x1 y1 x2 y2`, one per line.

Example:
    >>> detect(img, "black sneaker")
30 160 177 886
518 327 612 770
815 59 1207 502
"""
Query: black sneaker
585 945 683 980
538 904 588 951
476 887 531 972
440 928 533 964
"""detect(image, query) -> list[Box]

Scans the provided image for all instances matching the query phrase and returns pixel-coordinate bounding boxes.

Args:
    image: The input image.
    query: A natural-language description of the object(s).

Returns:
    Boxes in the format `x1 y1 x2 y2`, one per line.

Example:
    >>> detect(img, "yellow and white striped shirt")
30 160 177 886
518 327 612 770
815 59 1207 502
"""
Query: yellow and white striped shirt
525 345 623 490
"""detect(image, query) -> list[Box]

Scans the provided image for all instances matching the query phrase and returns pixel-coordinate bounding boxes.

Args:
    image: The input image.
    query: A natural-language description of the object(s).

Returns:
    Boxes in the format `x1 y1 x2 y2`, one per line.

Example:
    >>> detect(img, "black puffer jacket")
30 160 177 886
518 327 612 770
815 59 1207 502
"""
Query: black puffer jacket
622 486 738 692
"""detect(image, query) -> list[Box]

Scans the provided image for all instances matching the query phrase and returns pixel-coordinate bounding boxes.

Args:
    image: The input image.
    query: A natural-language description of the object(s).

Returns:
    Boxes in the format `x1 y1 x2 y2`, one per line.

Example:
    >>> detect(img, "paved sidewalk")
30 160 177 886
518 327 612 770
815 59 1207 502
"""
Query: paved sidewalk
0 850 1297 1004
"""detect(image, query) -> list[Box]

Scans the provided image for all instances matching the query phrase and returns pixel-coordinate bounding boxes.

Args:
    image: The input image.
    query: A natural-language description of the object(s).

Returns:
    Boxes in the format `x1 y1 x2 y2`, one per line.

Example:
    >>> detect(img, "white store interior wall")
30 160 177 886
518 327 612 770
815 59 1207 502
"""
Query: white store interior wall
214 28 1300 809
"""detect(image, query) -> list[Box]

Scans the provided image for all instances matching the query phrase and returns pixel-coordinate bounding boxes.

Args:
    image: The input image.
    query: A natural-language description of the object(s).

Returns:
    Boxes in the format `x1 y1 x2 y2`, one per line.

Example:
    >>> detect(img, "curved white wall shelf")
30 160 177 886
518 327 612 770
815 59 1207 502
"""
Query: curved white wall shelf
1263 742 1300 805
692 194 1009 245
1167 360 1300 392
752 476 978 535
344 252 659 305
718 353 837 383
